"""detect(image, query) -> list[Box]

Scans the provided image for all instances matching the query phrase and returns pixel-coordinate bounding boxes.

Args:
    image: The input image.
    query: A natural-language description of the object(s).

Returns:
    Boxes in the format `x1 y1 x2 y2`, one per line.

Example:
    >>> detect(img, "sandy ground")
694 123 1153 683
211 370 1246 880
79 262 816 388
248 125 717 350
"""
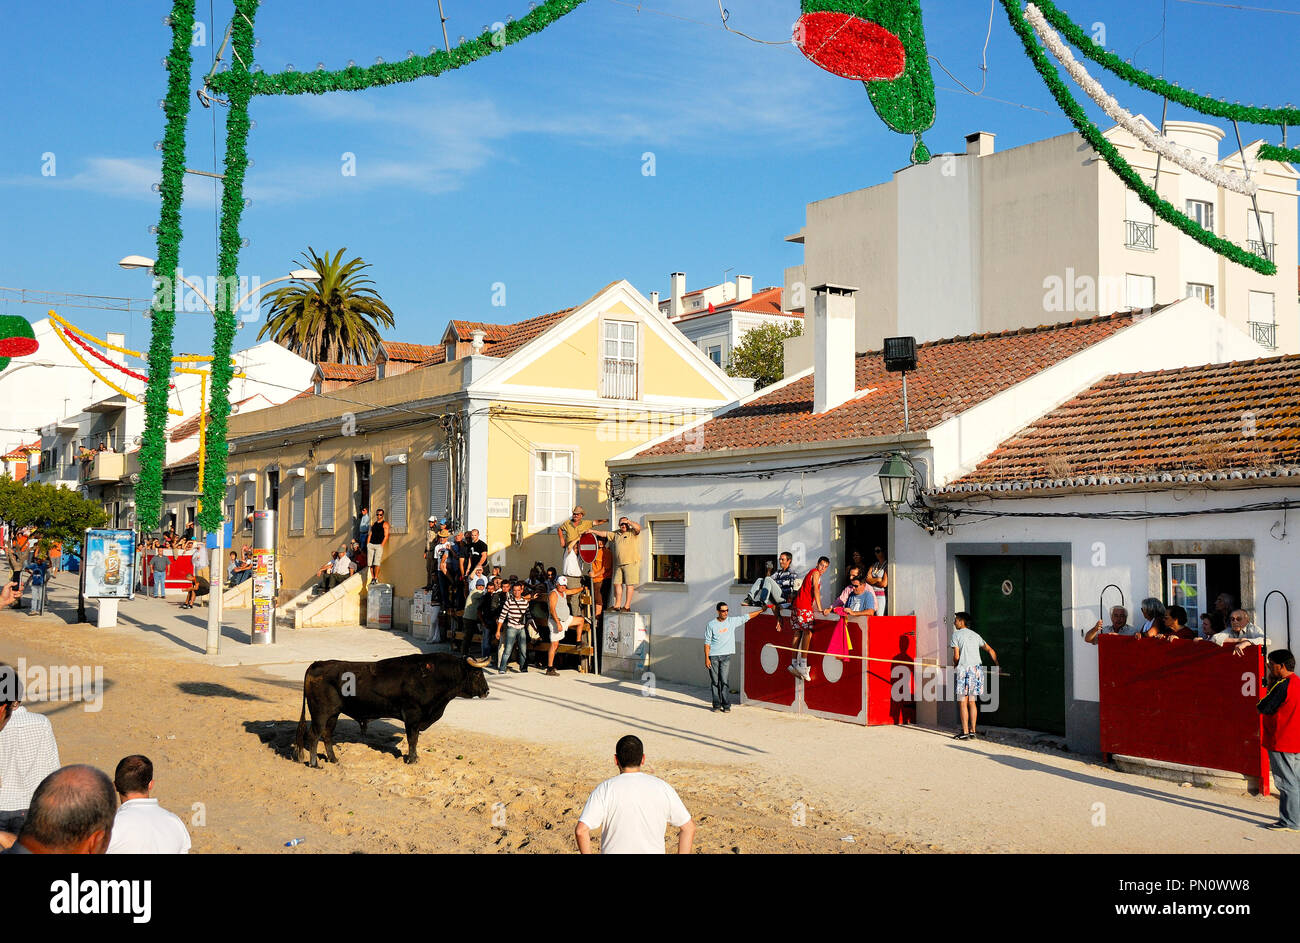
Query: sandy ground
1 577 1292 854
0 593 913 854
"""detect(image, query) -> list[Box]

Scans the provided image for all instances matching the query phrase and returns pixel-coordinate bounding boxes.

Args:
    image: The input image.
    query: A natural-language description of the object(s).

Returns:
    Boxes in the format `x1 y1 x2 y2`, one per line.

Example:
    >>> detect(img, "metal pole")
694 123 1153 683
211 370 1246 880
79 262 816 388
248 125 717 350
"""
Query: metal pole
436 0 451 52
206 520 224 654
901 372 911 432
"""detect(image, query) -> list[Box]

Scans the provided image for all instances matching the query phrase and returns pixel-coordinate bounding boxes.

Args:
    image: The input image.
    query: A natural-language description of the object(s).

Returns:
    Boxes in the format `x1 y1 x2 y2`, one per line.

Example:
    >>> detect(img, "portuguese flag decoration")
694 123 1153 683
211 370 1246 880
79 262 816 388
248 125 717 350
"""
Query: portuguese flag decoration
0 315 38 373
793 0 936 163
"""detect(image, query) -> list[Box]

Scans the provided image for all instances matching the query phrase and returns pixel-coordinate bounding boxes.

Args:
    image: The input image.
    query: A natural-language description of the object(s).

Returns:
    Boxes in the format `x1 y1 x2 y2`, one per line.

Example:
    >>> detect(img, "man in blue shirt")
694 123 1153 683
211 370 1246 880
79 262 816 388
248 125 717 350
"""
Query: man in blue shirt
704 602 753 713
950 611 998 741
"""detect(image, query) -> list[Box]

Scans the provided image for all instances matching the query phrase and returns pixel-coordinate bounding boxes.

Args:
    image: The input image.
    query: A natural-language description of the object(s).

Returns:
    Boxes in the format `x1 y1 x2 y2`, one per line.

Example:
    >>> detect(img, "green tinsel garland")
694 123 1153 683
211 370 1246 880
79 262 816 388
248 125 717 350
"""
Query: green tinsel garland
1001 0 1276 276
1258 143 1300 164
137 0 197 532
206 0 589 99
1034 0 1300 129
197 0 258 533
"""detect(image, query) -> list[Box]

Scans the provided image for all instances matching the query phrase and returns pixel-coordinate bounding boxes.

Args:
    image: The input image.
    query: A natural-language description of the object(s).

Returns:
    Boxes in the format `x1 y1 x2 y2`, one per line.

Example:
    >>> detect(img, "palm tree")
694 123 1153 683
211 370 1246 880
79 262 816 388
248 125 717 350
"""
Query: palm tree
257 248 396 364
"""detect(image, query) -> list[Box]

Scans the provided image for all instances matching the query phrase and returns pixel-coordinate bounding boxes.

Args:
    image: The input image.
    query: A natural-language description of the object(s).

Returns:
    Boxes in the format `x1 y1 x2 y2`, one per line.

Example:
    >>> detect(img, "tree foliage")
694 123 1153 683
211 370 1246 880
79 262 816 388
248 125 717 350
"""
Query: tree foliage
726 322 803 390
0 475 107 559
257 247 396 364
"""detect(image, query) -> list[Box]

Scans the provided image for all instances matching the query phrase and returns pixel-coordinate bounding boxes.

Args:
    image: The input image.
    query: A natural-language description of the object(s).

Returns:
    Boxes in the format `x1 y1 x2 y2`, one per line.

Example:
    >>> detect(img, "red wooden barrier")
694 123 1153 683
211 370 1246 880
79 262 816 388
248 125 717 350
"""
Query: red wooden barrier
1098 635 1269 795
144 552 195 594
742 613 917 726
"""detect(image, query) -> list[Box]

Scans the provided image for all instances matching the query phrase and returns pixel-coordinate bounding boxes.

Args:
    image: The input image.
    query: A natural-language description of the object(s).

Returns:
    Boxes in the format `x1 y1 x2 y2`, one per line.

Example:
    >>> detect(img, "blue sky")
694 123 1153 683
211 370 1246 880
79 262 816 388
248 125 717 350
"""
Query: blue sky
1 0 1297 358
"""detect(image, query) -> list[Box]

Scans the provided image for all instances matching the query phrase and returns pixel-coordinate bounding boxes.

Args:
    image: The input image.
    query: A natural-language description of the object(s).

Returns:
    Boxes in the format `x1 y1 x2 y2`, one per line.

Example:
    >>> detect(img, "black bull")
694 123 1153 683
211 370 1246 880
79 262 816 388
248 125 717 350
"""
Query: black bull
293 653 490 767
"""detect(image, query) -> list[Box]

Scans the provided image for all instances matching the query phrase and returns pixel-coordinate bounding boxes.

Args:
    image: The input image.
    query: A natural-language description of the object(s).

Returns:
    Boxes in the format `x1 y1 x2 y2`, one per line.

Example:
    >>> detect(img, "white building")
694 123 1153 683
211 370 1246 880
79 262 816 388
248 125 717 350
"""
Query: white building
31 340 315 531
653 273 801 368
608 286 1274 753
0 318 132 459
783 121 1299 372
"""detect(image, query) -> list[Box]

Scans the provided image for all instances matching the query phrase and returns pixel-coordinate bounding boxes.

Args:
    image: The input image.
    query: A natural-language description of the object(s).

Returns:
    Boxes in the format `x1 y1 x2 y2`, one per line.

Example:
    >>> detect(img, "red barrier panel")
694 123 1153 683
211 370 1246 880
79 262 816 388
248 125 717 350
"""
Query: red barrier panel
1098 635 1269 794
804 615 866 723
865 615 917 727
741 615 797 710
742 613 918 726
144 552 195 593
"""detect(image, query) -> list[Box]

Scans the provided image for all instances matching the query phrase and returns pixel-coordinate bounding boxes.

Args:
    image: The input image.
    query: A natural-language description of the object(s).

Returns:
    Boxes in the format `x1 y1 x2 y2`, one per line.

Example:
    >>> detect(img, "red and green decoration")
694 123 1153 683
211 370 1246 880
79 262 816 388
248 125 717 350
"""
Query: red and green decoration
794 0 937 164
0 315 39 373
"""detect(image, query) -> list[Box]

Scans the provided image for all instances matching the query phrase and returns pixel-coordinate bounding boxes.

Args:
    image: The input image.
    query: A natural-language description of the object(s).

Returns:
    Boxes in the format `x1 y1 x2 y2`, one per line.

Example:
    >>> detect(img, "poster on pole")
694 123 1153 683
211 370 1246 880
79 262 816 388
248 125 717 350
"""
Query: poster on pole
251 548 275 644
83 529 137 600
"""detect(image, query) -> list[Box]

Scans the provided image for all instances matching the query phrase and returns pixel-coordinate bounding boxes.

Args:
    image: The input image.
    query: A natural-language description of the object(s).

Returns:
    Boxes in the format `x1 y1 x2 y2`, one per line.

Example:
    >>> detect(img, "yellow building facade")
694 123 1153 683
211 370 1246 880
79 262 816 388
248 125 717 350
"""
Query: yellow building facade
214 281 749 601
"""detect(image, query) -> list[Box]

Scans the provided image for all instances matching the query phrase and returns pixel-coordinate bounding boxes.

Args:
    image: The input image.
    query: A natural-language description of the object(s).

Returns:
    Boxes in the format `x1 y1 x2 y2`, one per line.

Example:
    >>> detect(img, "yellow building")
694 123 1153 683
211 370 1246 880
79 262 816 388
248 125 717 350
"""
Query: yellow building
213 280 751 600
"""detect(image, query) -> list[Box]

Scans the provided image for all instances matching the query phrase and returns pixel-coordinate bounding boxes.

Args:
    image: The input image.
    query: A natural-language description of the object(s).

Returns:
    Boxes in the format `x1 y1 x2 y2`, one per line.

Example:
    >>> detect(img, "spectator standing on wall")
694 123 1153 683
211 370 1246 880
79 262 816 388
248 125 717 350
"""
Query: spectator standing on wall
366 509 389 583
593 517 642 612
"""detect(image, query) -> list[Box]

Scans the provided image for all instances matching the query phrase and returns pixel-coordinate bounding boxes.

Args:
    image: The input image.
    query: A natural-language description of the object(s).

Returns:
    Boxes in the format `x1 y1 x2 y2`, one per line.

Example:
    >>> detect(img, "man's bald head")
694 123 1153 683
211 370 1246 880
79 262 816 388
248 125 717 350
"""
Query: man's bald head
19 764 117 854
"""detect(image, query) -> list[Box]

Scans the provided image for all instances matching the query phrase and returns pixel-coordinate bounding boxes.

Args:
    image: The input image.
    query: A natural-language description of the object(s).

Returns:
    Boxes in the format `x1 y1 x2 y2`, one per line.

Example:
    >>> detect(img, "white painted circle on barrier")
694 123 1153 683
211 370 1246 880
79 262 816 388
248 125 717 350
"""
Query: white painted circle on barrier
821 654 843 684
760 643 779 674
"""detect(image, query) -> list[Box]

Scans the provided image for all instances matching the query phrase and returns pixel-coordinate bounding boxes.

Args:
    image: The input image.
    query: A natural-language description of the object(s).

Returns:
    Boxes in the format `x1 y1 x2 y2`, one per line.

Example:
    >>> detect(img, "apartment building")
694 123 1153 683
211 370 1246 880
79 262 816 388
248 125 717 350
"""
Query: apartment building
652 273 800 369
783 120 1299 372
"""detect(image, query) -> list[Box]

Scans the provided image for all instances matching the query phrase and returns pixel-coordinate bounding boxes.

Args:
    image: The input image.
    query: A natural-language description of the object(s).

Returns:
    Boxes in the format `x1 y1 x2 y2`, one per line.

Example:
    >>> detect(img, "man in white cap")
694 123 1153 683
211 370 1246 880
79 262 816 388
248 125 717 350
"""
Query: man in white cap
547 575 579 677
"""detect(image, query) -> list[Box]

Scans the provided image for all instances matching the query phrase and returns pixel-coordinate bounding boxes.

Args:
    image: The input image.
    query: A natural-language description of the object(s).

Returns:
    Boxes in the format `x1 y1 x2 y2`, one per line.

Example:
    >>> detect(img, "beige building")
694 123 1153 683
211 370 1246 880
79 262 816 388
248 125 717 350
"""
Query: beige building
200 280 751 599
783 120 1299 370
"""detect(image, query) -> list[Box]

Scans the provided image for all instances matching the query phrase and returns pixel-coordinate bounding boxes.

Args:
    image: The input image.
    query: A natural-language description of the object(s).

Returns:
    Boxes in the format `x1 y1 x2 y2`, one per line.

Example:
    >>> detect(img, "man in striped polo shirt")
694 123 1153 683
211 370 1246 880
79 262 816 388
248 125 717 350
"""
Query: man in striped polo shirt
496 581 532 675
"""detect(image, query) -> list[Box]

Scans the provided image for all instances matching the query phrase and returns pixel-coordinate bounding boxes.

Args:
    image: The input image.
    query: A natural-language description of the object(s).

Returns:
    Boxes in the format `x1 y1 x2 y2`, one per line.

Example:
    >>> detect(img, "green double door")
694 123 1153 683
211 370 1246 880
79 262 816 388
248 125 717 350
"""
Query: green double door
966 556 1065 735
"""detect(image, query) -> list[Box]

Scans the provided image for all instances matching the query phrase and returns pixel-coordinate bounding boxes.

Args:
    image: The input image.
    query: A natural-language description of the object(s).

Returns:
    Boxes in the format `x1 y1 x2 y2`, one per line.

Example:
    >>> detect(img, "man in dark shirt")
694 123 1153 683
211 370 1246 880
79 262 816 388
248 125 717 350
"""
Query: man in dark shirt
1259 649 1299 831
366 509 389 583
466 528 489 574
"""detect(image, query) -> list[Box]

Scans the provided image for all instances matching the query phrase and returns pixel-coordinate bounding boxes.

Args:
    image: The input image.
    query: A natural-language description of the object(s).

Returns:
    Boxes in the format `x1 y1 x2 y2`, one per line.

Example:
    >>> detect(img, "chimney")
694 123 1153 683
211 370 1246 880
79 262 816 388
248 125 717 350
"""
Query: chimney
812 284 858 414
650 290 660 314
965 131 995 157
736 275 752 302
106 332 126 366
669 272 685 320
470 329 486 355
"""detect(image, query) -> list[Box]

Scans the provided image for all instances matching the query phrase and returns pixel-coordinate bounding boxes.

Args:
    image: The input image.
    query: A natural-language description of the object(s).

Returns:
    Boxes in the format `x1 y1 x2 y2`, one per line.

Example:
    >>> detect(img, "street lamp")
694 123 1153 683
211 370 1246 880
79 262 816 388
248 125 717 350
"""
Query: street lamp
878 451 913 511
119 256 320 323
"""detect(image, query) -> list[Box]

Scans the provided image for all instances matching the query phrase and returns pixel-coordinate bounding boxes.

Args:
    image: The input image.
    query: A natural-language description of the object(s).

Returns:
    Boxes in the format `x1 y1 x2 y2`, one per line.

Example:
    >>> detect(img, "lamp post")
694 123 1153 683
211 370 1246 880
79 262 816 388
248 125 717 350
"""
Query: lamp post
878 450 946 535
118 256 319 653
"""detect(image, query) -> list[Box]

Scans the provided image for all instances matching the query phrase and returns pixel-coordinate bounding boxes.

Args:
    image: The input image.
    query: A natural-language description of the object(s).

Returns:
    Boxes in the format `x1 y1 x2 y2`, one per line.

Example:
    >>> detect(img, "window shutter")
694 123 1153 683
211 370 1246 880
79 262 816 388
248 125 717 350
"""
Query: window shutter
735 517 777 555
319 472 335 530
391 464 408 529
242 481 255 526
652 520 685 555
290 479 305 532
429 461 449 521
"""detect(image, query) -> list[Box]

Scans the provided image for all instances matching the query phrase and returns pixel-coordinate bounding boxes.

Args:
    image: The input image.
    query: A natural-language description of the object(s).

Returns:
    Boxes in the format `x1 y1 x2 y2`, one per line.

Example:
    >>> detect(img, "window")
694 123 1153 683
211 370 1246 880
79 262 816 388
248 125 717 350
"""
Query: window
650 519 685 583
1125 274 1155 310
1185 283 1215 309
735 516 777 584
225 485 235 525
1185 199 1214 232
289 478 306 535
241 480 255 531
1247 210 1275 260
534 450 574 527
1249 290 1277 348
1125 184 1156 250
390 462 408 530
706 344 723 367
1167 558 1207 628
602 320 638 399
429 461 449 522
318 470 336 531
265 469 280 512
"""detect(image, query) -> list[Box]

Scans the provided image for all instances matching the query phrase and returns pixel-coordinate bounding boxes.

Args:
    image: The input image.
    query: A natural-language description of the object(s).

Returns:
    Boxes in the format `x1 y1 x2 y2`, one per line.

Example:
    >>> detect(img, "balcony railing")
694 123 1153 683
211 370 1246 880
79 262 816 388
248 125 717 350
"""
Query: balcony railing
1124 219 1156 250
602 359 638 399
1247 239 1276 262
1249 320 1278 349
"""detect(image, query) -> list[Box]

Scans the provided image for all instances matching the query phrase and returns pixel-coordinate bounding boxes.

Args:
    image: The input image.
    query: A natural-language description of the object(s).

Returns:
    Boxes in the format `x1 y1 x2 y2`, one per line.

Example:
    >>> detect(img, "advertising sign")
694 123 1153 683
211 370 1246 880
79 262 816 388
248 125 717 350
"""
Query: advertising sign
83 529 137 600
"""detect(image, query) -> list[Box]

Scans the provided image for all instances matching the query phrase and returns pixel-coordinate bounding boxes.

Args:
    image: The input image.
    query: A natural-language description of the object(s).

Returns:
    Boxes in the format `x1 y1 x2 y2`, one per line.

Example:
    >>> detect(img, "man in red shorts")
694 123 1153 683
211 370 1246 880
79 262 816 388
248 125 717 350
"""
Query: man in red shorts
788 556 830 681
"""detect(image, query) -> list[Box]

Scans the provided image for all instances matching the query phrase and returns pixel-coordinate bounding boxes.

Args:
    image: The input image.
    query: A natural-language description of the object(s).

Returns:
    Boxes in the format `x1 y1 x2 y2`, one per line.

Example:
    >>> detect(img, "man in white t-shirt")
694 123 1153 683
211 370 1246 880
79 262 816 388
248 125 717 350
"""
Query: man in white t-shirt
576 735 694 855
106 754 191 854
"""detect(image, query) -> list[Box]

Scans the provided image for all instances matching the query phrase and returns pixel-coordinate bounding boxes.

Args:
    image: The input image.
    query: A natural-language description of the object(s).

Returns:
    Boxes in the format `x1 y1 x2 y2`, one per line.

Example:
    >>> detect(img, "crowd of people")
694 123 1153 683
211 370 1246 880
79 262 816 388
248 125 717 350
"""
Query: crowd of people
1083 593 1266 654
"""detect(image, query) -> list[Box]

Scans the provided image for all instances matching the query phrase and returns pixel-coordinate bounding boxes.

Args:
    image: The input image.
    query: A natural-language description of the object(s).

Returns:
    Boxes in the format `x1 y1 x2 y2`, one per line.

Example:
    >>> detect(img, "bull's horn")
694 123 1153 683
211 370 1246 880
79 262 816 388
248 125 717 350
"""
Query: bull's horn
466 656 491 669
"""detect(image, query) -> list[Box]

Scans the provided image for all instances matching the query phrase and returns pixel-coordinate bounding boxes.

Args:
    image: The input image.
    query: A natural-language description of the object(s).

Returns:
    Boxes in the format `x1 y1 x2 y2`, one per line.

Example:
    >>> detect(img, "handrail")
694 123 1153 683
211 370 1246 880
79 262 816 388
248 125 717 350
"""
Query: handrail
1263 590 1291 652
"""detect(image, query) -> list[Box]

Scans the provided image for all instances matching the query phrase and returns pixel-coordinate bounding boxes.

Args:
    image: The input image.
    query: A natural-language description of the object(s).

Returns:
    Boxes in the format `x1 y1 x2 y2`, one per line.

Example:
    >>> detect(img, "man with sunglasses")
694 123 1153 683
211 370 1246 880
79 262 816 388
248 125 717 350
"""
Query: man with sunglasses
366 509 389 582
704 602 755 712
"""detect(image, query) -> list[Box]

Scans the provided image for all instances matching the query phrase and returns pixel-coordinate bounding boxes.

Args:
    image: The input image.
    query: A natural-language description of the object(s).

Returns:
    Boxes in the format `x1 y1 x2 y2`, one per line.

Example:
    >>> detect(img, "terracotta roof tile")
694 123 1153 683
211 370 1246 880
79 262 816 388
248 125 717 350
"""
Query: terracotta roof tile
166 450 200 470
446 321 513 343
479 308 575 359
380 341 443 363
638 311 1141 457
946 354 1300 490
671 287 794 322
168 395 263 443
315 362 376 382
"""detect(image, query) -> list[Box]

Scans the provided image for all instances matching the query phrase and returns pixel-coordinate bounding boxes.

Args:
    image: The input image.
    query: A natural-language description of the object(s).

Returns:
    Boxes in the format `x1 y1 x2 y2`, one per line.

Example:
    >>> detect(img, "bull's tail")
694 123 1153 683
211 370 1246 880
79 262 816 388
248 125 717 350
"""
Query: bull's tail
292 680 310 762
